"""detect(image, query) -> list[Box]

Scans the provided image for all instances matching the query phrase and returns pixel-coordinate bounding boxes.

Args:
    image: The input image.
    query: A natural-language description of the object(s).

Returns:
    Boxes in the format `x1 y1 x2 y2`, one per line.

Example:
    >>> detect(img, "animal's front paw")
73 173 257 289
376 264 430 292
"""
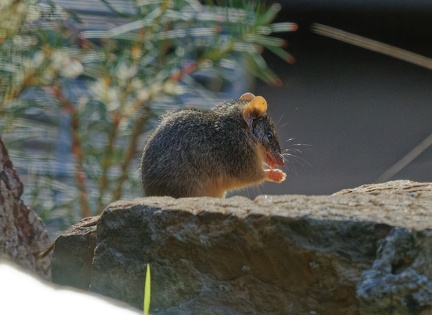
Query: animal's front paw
265 169 286 183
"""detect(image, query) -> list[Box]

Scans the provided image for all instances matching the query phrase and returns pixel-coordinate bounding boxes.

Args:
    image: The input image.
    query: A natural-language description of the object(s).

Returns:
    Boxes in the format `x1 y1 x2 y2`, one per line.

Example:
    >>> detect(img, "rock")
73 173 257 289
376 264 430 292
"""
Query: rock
51 180 432 314
357 228 432 315
51 215 99 290
0 259 140 314
0 137 51 279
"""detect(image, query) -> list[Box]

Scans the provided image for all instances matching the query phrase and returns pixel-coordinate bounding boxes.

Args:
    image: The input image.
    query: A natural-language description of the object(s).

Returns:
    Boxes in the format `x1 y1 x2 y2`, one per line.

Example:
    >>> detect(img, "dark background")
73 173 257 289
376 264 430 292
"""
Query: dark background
243 3 432 197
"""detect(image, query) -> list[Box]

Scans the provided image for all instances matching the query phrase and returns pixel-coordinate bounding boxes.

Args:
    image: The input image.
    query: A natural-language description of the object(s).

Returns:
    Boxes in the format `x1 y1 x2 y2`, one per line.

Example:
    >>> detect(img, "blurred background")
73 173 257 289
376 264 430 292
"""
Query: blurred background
254 2 432 196
1 0 432 236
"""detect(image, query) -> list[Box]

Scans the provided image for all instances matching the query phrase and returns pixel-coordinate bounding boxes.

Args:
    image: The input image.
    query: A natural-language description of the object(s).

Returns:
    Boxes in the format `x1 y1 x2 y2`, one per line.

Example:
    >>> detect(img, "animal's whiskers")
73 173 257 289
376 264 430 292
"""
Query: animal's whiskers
280 143 311 176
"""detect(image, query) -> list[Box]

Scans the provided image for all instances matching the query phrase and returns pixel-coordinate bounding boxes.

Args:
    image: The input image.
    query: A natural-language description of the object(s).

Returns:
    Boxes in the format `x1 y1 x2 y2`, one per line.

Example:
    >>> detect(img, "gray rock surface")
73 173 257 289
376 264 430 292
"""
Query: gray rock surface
0 137 51 279
51 180 432 314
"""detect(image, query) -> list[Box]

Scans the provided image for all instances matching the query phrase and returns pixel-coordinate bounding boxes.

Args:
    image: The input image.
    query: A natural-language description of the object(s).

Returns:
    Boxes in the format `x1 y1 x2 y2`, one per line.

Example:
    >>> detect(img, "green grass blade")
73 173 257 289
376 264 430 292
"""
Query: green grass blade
143 264 151 315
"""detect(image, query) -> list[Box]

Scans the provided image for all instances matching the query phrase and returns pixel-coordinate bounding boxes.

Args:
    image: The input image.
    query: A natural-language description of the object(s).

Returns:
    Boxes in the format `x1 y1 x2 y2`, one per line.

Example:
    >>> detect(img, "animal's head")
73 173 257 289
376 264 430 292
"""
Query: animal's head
241 93 284 168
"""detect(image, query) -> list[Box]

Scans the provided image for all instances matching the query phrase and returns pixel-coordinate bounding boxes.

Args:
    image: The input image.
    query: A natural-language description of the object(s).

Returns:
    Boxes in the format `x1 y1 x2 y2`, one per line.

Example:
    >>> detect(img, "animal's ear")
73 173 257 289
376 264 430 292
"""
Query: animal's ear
242 96 268 128
240 92 255 101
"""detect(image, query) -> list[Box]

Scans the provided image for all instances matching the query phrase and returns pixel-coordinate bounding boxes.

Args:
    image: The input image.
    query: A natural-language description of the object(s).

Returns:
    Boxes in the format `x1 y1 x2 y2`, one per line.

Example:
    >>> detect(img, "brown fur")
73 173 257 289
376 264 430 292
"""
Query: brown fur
140 94 286 198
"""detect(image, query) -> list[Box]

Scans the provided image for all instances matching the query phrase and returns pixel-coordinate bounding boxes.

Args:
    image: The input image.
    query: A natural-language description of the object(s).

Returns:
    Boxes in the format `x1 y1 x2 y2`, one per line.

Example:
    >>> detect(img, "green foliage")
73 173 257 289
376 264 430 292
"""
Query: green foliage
0 0 295 234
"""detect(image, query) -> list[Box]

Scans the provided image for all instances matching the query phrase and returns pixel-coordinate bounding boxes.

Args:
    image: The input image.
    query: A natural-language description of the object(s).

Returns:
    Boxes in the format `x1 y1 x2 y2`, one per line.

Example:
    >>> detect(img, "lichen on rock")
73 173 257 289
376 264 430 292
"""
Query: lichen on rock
357 228 432 314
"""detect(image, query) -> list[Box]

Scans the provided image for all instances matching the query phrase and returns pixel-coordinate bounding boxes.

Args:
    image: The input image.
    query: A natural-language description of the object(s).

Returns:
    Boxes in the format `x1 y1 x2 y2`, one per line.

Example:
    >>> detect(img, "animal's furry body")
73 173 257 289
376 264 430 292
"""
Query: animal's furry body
141 94 286 198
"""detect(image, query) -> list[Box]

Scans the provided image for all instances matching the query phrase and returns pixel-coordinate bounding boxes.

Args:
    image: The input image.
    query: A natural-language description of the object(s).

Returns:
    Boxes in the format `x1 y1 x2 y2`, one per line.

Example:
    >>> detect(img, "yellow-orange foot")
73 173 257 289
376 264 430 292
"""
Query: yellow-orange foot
265 169 287 183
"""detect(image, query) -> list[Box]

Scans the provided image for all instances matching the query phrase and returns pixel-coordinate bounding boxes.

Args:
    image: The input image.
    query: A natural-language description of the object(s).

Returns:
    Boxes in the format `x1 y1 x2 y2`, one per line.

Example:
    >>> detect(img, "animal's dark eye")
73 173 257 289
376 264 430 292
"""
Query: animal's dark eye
266 132 273 140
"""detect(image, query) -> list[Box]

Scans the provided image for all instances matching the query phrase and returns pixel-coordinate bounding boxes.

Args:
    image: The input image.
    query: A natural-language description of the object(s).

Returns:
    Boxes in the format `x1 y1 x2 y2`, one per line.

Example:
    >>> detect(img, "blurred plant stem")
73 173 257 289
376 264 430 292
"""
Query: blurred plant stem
97 76 121 213
112 104 151 204
51 83 91 218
